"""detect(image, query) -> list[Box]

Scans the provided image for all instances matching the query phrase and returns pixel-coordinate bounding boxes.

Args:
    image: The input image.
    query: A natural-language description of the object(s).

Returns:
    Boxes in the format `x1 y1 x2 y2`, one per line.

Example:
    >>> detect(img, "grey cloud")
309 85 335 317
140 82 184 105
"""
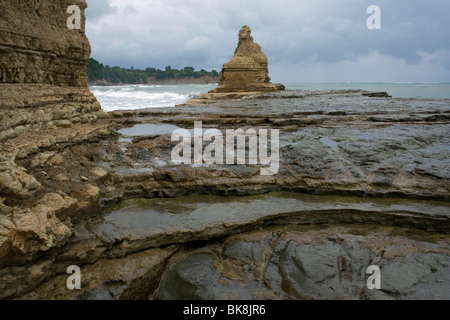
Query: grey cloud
85 0 117 22
85 0 450 82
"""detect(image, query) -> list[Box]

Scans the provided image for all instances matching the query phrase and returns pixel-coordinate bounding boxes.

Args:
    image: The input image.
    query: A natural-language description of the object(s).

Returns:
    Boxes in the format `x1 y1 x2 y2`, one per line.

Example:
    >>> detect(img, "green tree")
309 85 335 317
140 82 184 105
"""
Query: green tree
87 57 220 84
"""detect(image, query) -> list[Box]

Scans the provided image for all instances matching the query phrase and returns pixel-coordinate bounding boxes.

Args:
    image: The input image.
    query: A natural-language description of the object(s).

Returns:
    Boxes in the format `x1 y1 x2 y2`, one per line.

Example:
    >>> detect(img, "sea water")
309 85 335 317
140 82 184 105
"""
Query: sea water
90 84 217 112
90 82 450 112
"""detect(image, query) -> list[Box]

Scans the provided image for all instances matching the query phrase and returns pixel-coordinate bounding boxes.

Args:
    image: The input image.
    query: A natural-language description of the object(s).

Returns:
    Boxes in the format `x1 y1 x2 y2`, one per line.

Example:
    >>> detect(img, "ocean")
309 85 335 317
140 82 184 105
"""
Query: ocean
90 84 216 112
90 83 450 112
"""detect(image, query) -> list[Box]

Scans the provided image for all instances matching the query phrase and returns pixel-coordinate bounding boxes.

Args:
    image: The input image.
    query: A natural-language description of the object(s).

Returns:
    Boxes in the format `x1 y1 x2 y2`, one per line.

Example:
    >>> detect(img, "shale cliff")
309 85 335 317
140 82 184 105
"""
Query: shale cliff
0 0 91 86
0 0 108 288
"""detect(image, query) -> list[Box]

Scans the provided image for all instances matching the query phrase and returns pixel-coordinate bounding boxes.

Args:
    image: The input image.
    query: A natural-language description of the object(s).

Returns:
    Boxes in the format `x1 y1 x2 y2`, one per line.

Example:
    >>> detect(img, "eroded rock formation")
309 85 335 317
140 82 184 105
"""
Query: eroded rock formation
195 25 284 101
0 0 107 274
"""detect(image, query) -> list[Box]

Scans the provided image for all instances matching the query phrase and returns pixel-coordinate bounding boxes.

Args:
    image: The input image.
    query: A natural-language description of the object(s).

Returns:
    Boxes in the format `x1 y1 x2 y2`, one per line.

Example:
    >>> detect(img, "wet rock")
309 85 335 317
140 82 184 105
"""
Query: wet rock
229 165 254 178
157 252 268 300
362 92 391 98
155 225 450 300
134 149 152 161
19 247 177 300
166 167 194 182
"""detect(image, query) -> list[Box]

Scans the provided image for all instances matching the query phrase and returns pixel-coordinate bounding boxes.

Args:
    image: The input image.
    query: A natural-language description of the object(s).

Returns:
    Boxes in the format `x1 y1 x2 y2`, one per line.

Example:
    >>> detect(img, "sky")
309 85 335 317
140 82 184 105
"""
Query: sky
85 0 450 83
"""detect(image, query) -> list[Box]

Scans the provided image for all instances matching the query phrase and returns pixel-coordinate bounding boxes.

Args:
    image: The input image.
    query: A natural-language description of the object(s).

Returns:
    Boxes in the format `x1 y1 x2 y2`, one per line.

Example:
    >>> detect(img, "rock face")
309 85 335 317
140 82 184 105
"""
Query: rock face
0 0 90 86
0 0 108 275
201 26 284 99
156 225 450 300
2 88 450 299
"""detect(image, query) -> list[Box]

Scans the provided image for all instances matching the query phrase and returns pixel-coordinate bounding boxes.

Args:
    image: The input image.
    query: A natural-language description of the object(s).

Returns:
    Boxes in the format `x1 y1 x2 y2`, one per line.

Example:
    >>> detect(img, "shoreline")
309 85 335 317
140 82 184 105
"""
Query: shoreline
88 76 219 87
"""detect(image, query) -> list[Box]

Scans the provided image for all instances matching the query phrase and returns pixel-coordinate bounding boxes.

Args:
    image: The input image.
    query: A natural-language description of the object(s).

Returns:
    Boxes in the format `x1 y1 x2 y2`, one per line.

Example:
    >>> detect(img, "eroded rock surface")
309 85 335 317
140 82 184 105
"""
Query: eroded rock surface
5 89 449 300
20 224 450 300
0 0 109 278
0 0 90 86
156 225 450 300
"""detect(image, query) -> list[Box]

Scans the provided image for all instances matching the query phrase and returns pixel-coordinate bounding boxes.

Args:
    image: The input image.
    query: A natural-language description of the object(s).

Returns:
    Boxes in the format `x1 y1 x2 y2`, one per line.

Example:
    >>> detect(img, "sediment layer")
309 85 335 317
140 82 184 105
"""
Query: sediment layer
0 0 90 86
0 0 108 285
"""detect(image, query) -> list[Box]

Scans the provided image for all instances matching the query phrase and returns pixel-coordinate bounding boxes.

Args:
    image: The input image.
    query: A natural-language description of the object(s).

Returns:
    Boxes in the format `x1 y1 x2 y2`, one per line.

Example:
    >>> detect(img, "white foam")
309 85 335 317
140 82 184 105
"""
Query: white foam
90 85 208 111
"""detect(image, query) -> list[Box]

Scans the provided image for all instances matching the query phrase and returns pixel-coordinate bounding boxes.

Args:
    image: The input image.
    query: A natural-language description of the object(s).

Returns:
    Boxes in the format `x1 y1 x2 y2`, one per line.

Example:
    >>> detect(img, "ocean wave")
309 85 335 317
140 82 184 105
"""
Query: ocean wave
91 87 203 112
92 89 185 99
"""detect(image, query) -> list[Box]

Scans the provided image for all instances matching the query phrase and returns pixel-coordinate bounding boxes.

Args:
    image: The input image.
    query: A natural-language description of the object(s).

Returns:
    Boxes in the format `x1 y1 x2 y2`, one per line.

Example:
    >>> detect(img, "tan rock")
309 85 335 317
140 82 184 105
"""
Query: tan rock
30 152 55 169
47 153 64 166
0 1 91 87
90 167 109 179
9 204 72 255
0 166 40 195
0 0 106 271
206 25 284 95
38 193 77 214
53 120 73 128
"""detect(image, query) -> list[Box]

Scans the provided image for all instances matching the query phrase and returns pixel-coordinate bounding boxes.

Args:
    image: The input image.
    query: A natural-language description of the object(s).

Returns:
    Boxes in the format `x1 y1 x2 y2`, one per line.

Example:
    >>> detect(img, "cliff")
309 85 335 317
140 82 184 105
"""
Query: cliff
0 0 91 86
0 0 109 288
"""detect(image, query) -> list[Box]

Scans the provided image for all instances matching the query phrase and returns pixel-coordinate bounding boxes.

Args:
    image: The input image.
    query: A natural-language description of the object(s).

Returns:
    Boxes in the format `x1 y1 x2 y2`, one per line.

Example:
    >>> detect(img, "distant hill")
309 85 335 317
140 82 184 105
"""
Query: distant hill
87 58 220 85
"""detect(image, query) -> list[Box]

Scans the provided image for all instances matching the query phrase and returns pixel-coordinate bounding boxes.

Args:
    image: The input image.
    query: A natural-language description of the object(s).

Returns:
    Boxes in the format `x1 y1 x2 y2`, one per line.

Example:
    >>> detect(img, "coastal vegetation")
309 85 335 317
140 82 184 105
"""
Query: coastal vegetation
87 57 219 85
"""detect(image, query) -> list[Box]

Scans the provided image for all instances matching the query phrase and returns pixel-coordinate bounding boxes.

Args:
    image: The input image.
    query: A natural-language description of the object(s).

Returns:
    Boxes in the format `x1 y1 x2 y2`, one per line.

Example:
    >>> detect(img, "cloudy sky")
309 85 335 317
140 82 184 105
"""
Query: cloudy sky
85 0 450 83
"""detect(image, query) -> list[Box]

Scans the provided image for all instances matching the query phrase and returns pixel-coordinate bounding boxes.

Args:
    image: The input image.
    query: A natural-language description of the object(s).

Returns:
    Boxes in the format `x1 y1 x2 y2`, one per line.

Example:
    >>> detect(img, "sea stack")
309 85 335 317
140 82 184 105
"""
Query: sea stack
192 25 284 101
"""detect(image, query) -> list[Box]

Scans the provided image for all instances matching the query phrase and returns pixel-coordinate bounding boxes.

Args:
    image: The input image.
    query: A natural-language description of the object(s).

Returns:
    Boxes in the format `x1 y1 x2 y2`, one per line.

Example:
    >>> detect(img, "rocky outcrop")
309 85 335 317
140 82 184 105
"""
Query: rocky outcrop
104 90 450 203
362 92 391 98
0 0 90 86
194 26 284 101
10 89 448 300
2 88 450 299
156 225 450 300
0 0 109 271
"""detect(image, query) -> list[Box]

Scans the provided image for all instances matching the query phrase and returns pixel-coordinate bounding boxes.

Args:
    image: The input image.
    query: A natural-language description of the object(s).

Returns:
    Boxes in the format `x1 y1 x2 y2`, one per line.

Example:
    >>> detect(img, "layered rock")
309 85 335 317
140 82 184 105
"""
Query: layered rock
195 25 284 101
0 0 90 86
0 0 108 272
